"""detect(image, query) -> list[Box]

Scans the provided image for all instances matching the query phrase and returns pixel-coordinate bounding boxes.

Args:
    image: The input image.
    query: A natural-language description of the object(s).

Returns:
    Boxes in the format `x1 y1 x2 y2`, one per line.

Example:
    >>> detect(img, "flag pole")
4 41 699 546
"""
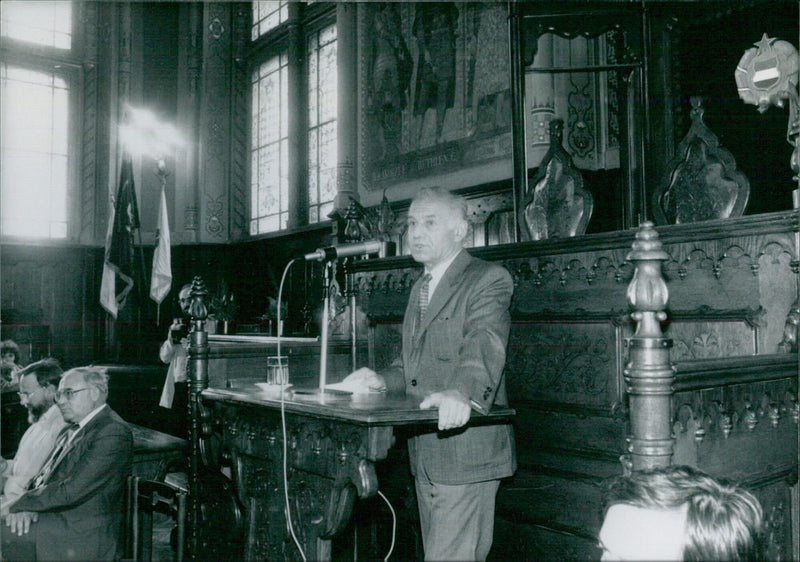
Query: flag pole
136 217 147 359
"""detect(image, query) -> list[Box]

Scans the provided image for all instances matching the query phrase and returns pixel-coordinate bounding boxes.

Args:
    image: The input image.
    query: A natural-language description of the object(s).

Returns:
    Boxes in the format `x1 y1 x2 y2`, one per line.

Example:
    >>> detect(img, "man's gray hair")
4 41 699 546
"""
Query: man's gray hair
413 186 469 223
64 366 109 395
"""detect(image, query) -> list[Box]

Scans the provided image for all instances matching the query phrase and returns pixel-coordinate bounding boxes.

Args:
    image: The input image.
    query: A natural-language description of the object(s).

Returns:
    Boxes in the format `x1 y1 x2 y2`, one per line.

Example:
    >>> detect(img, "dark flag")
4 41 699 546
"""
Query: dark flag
100 152 141 318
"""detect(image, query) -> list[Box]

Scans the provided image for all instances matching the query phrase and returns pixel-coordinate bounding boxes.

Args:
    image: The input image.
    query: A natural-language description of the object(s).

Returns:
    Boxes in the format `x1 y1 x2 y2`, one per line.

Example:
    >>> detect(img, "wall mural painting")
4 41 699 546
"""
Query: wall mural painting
358 3 512 198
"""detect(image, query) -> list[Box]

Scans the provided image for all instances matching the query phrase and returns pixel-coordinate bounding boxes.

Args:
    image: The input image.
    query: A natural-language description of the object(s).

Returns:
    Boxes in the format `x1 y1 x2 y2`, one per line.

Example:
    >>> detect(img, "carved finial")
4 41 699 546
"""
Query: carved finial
626 222 670 336
549 118 564 145
188 275 209 321
689 96 704 121
344 200 363 242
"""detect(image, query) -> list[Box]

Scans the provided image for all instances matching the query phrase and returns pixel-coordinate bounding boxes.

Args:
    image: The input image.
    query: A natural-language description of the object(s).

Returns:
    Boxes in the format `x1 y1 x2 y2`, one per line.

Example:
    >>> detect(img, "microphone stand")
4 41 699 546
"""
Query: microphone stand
319 260 332 393
293 259 348 402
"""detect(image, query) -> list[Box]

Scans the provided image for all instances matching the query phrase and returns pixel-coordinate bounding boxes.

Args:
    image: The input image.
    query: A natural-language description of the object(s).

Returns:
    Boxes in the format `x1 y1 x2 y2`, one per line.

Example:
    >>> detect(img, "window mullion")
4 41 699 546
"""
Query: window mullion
287 18 308 228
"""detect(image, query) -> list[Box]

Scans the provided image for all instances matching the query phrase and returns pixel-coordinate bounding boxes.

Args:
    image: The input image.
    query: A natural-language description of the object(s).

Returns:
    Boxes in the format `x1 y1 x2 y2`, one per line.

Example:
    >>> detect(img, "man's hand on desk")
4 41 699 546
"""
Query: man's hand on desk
420 390 471 431
340 367 387 393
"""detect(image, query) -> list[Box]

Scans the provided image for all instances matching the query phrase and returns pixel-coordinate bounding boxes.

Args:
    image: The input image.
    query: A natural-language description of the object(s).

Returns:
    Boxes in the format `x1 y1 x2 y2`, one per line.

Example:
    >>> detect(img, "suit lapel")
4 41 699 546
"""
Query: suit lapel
413 250 471 343
53 406 107 473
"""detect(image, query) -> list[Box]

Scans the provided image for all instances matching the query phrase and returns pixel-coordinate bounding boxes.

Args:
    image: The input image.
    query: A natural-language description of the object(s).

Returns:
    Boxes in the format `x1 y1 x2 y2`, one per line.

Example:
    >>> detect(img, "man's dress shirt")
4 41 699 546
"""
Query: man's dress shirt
1 404 67 507
159 337 188 407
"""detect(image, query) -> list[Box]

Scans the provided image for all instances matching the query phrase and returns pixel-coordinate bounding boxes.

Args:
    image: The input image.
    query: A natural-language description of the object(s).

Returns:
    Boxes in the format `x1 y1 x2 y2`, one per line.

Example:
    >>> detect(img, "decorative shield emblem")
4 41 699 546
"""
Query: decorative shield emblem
735 34 799 111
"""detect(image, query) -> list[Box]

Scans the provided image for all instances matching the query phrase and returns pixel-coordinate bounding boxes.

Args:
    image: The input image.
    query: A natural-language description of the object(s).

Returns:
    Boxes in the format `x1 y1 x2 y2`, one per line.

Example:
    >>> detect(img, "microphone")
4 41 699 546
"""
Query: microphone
304 240 383 262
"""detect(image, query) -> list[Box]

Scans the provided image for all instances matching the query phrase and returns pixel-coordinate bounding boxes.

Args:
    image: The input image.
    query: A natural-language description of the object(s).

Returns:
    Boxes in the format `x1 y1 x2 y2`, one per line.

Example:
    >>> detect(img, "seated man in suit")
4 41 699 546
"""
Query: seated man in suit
342 186 516 561
599 465 764 561
2 366 133 561
0 359 68 508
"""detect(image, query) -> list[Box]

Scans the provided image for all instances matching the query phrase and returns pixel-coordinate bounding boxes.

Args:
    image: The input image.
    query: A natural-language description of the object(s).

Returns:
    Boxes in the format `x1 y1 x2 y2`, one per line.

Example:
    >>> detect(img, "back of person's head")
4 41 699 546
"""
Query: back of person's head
17 358 63 389
602 465 764 561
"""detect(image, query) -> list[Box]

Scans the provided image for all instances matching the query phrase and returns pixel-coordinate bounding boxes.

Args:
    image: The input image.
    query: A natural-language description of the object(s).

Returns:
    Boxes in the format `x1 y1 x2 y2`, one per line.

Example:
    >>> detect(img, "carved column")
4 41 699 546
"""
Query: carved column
186 276 209 560
507 3 525 243
176 2 203 243
335 2 358 212
281 3 307 229
624 222 674 470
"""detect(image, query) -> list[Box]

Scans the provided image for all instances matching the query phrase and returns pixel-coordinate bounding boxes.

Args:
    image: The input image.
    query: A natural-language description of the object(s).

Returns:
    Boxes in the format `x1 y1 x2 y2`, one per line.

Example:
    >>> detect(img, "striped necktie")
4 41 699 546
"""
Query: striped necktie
30 424 78 489
419 273 432 321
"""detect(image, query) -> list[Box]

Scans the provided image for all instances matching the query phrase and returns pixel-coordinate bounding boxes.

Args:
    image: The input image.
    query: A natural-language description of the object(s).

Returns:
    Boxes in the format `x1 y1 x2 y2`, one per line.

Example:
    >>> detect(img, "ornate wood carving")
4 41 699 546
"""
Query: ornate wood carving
204 398 397 561
653 97 750 225
200 3 233 241
186 276 210 560
222 409 390 560
623 222 674 470
229 3 250 241
520 119 594 241
506 320 617 406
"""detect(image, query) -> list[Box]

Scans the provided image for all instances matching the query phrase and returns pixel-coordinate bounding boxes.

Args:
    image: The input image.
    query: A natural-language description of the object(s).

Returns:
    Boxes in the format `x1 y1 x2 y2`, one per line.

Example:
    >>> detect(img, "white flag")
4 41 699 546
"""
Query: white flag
150 186 172 305
100 202 118 318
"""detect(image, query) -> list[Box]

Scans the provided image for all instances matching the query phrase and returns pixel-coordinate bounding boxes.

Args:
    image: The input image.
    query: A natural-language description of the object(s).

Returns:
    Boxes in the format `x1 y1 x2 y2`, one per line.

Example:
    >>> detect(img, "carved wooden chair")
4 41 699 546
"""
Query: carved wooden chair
127 475 187 561
652 96 750 225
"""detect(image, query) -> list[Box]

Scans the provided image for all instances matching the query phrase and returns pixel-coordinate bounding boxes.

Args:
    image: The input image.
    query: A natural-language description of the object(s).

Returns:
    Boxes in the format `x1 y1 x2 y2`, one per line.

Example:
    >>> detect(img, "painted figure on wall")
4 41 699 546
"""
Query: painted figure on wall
359 3 513 192
369 3 412 159
466 3 511 138
412 3 459 148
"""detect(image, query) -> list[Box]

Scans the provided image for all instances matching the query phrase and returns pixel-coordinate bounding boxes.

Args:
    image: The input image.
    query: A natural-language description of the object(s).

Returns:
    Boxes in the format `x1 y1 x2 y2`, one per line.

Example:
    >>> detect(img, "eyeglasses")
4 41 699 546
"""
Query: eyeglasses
55 388 90 401
17 389 40 399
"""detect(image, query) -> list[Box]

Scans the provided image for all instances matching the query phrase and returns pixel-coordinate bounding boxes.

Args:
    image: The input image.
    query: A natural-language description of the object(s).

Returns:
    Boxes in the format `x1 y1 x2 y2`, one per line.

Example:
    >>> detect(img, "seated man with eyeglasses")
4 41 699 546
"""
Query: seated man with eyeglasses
1 366 133 561
0 359 68 509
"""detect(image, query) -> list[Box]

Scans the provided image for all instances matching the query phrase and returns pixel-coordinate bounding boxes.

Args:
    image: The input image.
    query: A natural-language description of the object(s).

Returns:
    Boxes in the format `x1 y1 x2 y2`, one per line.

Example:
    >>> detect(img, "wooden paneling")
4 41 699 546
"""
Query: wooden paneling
352 211 799 560
0 244 98 367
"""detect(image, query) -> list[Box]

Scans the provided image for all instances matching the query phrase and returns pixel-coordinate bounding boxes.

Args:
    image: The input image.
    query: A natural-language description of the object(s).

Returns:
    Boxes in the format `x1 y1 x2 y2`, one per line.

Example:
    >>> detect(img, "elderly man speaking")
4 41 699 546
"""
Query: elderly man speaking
2 366 133 561
342 186 516 561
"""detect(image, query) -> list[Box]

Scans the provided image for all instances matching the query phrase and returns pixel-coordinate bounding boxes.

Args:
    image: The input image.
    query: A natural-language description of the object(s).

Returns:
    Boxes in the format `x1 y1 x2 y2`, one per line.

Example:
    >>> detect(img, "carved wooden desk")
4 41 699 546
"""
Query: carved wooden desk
201 387 514 561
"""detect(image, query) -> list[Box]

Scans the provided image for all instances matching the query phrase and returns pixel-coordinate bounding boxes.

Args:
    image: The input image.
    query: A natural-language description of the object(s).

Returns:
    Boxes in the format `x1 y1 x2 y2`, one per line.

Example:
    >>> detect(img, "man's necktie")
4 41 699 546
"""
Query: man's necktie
30 424 78 489
419 273 432 322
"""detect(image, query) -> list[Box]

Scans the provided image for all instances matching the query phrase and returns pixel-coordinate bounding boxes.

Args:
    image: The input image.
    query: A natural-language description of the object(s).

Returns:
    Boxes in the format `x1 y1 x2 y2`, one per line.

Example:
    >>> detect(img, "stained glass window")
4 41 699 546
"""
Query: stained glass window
307 23 337 224
251 1 288 41
249 5 337 235
250 54 289 234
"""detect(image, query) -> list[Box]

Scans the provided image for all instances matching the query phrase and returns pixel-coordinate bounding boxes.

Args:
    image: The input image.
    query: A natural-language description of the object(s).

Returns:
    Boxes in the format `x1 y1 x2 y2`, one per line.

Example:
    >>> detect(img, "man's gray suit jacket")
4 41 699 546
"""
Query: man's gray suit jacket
388 249 517 485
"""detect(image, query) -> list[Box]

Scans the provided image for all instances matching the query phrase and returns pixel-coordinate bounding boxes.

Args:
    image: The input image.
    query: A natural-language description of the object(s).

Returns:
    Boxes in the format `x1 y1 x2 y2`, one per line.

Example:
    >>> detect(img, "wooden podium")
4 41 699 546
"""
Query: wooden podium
200 387 514 560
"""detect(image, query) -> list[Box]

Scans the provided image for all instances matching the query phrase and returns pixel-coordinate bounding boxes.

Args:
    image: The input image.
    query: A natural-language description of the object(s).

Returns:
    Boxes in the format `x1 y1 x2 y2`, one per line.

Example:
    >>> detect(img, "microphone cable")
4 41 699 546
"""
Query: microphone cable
276 259 395 561
276 257 307 561
376 490 397 562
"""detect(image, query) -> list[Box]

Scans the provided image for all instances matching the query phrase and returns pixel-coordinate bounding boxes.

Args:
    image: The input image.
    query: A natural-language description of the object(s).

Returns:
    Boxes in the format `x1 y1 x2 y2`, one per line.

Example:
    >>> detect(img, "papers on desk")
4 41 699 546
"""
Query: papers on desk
254 382 292 398
324 380 386 395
